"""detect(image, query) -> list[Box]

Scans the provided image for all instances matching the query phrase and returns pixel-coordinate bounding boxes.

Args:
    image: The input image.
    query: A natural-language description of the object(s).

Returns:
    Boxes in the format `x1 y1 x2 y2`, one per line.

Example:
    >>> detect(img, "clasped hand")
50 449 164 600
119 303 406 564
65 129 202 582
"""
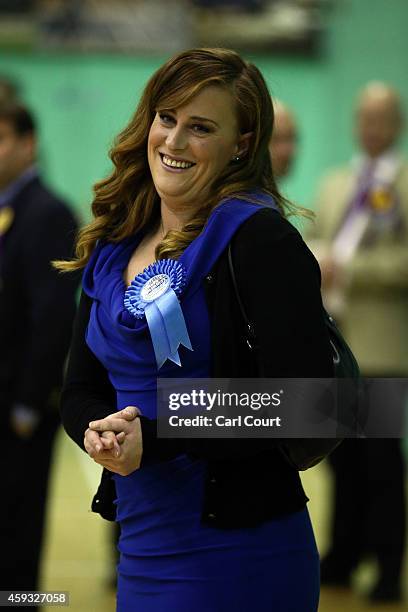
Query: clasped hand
84 406 142 476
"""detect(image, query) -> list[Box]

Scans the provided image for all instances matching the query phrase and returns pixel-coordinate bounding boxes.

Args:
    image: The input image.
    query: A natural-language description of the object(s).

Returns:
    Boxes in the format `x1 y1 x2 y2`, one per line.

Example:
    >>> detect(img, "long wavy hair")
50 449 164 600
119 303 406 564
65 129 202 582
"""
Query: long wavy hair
56 47 301 271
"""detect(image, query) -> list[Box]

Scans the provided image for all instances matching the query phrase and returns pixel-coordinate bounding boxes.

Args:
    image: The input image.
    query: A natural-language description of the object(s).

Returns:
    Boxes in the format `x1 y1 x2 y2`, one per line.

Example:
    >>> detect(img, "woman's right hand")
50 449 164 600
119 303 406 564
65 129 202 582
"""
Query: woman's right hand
84 406 140 459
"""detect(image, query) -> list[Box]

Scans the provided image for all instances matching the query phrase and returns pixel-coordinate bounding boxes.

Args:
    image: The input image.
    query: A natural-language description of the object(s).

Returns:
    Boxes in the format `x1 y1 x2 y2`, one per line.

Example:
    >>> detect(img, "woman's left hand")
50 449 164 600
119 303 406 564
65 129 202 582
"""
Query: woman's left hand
86 406 143 476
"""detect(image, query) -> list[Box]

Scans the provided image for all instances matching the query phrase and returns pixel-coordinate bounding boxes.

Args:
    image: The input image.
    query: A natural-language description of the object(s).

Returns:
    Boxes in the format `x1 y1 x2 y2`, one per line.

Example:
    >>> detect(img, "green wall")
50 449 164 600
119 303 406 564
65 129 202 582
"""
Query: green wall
0 0 407 220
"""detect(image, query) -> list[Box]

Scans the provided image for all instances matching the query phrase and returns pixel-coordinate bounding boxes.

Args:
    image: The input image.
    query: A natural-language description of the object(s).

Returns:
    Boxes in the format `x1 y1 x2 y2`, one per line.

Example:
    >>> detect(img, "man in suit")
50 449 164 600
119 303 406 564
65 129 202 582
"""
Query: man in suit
308 82 407 603
0 102 79 600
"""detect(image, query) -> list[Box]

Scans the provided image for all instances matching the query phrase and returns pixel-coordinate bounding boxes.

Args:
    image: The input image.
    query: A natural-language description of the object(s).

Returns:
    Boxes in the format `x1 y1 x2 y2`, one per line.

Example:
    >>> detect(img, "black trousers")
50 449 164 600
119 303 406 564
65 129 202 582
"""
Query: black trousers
326 437 406 583
0 410 60 610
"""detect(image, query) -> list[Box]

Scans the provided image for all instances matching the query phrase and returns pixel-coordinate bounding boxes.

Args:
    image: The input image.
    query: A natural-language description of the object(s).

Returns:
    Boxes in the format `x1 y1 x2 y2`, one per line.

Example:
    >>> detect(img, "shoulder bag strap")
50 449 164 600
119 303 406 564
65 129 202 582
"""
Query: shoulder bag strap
227 241 258 351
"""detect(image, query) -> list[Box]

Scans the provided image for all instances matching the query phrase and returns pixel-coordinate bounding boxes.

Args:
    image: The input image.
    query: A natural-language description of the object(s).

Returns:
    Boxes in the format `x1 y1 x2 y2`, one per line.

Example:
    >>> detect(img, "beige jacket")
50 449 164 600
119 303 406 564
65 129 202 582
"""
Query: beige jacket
307 159 408 374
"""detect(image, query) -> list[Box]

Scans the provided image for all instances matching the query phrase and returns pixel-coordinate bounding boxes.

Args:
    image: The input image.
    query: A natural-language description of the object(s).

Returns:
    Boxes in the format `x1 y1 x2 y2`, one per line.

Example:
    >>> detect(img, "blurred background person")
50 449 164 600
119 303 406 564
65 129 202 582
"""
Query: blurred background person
307 82 408 603
0 75 20 104
269 98 298 180
0 102 79 605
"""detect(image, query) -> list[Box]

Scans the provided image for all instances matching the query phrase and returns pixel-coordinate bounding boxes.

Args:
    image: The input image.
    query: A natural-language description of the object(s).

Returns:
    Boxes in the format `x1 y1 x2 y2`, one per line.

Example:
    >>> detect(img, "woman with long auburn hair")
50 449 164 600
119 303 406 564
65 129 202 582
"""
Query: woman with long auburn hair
59 48 333 611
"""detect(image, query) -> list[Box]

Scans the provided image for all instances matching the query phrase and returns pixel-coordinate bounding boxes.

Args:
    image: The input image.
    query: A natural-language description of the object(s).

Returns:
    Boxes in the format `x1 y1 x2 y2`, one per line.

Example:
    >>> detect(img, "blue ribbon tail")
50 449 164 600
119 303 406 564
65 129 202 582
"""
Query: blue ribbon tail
145 289 192 369
157 289 193 351
145 302 170 369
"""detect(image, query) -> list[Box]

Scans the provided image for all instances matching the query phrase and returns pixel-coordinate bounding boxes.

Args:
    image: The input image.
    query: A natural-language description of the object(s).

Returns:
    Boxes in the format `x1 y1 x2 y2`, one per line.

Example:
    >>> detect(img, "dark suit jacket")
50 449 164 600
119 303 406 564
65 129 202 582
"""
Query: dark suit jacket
61 207 334 528
0 175 79 426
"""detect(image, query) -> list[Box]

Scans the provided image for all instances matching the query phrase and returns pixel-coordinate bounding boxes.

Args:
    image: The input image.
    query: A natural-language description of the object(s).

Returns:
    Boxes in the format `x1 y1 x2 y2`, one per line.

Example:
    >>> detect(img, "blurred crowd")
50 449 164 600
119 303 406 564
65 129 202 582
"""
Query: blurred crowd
0 1 323 53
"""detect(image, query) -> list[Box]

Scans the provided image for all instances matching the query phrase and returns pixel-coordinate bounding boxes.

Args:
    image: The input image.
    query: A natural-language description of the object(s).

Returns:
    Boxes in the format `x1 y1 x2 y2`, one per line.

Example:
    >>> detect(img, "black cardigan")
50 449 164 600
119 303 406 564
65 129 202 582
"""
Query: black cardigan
61 207 334 528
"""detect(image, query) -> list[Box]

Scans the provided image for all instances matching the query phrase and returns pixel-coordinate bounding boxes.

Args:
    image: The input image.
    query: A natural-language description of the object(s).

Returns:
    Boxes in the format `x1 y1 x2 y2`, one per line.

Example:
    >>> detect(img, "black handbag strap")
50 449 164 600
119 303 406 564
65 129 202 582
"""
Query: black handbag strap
227 241 258 350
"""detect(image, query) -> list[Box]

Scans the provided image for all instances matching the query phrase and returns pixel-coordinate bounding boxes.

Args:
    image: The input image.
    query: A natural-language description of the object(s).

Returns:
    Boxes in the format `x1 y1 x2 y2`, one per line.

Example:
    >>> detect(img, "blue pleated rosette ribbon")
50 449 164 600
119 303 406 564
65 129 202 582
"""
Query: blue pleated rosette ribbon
124 259 193 369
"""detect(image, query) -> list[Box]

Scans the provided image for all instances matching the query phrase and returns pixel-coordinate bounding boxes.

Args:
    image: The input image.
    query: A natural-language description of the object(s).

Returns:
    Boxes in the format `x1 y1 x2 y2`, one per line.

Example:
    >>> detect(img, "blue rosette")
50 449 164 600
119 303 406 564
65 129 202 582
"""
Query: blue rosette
124 259 193 369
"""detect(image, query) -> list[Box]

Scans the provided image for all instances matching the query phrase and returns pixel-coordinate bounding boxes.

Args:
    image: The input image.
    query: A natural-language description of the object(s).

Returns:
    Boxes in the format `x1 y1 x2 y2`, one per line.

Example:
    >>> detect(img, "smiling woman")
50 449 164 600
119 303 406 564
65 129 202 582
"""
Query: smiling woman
55 47 291 270
57 48 333 612
148 86 251 213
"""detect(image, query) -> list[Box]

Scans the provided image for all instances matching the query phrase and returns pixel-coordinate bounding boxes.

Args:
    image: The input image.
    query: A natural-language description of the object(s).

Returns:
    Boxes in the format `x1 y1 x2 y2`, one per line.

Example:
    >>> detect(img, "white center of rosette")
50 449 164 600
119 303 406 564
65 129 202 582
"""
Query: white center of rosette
140 273 171 302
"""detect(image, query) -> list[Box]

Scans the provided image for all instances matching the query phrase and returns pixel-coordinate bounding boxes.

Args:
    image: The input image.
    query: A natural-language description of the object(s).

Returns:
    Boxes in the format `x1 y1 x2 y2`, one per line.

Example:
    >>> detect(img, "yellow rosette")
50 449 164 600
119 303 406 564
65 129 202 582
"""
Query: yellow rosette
369 188 393 213
0 206 14 236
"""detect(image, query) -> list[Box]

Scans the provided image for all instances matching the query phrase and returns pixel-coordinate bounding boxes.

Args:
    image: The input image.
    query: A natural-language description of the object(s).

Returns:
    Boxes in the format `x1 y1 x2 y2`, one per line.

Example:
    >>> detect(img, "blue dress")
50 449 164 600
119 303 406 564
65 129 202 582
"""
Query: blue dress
83 197 320 612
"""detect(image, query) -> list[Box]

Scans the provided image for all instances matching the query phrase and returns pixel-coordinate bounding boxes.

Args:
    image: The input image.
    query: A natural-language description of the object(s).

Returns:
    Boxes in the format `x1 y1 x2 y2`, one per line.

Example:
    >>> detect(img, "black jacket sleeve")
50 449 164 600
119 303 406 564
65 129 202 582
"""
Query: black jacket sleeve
60 291 119 450
234 210 334 379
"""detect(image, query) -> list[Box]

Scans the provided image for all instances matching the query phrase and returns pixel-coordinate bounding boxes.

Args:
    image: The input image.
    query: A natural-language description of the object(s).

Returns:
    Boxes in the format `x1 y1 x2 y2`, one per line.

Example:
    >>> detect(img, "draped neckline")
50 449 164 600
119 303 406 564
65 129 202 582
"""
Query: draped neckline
82 192 277 328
